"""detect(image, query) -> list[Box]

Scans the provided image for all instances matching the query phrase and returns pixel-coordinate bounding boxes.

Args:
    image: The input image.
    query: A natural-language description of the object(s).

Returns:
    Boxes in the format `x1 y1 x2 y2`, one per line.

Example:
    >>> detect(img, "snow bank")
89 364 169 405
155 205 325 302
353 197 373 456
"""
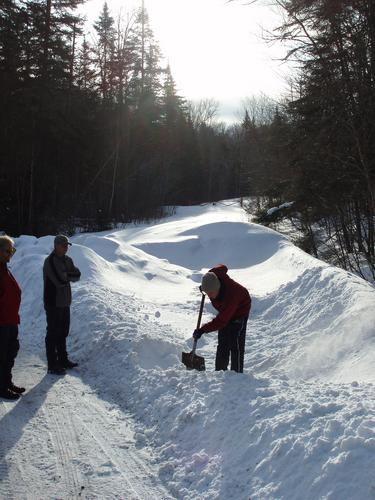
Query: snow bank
9 200 375 499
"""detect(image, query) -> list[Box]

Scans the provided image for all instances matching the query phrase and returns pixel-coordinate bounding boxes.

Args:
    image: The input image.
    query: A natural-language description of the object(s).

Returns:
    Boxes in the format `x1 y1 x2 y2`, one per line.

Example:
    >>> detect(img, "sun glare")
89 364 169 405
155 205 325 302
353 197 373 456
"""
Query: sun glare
83 0 287 122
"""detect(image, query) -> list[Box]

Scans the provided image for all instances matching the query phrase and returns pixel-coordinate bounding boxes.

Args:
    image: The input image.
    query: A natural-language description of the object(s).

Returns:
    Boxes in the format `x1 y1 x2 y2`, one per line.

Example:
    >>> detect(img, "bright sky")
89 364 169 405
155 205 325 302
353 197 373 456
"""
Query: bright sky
82 0 290 123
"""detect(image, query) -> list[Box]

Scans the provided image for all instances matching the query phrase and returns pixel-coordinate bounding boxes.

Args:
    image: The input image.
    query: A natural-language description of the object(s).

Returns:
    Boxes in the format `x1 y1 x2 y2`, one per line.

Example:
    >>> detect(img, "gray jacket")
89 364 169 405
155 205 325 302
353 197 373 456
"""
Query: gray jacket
43 252 81 308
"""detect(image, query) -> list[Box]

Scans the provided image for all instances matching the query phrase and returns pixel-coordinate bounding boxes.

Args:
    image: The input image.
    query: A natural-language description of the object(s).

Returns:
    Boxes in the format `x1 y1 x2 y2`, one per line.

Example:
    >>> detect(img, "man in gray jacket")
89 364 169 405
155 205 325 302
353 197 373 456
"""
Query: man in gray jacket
43 234 81 374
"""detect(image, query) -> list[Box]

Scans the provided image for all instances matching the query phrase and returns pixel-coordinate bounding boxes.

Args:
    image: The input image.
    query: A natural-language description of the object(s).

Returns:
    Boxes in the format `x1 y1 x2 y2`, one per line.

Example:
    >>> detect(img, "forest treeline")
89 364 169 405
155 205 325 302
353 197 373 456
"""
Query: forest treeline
243 0 375 281
0 0 243 235
1 0 374 280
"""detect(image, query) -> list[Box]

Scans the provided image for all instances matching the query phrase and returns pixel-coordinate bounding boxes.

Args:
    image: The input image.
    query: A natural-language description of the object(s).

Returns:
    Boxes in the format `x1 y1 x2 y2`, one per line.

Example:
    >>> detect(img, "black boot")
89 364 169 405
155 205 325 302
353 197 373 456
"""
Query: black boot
9 383 26 394
62 359 78 369
48 365 66 375
0 388 20 400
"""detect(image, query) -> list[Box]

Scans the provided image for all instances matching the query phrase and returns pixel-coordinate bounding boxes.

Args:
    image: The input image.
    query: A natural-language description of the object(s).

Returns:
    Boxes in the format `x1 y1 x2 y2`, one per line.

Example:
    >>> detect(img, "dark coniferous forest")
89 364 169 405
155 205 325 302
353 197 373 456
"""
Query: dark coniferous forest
0 0 242 235
1 0 375 280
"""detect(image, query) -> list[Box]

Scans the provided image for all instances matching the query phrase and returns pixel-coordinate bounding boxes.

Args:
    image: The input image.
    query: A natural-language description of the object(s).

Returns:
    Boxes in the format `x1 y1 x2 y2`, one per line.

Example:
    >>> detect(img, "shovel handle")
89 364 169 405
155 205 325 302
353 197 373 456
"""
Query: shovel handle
191 339 198 355
191 291 205 355
196 291 205 330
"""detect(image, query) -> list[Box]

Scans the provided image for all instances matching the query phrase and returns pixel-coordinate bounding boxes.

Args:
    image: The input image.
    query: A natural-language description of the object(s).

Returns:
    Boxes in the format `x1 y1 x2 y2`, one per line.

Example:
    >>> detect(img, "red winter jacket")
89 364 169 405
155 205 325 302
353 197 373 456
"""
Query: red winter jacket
200 264 251 333
0 263 21 325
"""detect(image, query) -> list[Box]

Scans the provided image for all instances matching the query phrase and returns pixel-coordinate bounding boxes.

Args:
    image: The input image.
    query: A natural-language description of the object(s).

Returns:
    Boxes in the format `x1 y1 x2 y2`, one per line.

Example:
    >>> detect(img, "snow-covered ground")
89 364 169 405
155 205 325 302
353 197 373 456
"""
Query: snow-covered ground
1 200 375 499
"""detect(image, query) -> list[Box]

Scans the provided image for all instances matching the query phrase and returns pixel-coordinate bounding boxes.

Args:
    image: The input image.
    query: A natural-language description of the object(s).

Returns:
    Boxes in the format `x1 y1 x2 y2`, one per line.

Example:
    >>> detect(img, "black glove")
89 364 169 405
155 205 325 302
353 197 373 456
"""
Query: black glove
193 329 203 340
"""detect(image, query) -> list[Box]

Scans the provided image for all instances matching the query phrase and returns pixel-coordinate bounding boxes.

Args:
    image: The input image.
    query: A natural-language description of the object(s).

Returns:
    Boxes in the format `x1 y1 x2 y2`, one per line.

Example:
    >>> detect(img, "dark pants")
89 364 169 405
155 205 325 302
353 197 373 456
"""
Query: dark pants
215 317 248 373
0 325 20 392
45 306 70 368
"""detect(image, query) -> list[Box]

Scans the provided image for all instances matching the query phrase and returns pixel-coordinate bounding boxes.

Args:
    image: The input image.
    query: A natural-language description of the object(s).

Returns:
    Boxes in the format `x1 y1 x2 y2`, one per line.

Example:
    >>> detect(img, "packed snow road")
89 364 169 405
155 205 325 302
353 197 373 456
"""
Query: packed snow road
0 347 172 499
1 200 375 499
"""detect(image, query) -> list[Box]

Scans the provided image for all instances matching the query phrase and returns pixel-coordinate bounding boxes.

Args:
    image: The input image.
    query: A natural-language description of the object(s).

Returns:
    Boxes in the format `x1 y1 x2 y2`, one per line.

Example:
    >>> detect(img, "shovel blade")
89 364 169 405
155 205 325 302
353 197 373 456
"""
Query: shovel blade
181 351 206 371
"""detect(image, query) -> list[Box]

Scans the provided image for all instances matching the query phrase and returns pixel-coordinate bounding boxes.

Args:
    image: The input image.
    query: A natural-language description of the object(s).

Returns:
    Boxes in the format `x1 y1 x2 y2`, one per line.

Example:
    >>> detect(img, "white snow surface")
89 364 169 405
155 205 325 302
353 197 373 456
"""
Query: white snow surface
2 200 375 499
266 201 294 216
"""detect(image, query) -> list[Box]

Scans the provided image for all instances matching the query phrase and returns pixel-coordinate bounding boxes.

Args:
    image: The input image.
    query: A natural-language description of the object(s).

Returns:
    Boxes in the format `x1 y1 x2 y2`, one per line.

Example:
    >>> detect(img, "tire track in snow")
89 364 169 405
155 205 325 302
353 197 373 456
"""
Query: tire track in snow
71 391 172 499
72 411 141 500
37 373 172 499
40 383 152 500
0 400 31 500
1 351 172 499
44 406 87 499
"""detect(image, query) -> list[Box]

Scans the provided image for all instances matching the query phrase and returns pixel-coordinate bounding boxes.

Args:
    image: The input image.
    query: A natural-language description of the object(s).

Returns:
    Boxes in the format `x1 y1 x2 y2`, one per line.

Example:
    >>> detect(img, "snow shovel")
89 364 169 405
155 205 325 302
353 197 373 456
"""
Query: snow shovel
181 291 206 371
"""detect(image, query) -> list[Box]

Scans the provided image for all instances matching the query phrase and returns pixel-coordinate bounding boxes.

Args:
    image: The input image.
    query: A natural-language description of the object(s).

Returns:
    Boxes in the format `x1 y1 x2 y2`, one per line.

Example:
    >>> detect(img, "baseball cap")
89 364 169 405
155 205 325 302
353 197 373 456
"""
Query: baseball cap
54 234 72 246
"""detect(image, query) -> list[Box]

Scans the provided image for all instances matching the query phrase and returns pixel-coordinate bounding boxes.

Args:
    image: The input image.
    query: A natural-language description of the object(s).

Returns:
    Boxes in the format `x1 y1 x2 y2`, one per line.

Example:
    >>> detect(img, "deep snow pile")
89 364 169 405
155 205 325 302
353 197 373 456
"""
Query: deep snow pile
7 200 375 499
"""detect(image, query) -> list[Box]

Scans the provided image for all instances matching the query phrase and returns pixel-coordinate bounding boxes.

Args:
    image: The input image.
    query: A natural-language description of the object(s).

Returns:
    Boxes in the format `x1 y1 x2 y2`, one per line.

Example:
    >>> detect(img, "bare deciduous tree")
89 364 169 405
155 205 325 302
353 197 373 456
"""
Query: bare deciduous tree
187 98 219 128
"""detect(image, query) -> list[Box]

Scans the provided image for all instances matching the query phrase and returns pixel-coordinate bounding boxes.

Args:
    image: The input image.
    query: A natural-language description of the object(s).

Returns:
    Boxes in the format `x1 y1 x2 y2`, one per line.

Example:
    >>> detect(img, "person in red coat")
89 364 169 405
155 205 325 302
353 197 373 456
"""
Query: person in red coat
0 235 24 400
193 264 251 373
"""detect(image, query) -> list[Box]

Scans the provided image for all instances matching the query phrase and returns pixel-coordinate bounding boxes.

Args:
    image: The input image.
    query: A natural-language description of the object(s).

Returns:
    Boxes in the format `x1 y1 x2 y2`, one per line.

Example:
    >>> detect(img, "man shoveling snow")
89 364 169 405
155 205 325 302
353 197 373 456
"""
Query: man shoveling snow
193 264 251 373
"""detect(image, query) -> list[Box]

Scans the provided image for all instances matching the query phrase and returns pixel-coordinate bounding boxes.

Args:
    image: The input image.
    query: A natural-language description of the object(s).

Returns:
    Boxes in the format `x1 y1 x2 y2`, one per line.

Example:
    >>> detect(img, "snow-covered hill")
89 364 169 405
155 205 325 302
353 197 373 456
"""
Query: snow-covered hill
1 200 375 499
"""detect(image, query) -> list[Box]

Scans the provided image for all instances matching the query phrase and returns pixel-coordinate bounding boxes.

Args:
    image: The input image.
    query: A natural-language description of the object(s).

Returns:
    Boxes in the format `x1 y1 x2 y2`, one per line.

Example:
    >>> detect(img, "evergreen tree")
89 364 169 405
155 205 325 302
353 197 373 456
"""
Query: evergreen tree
76 36 97 93
93 2 115 99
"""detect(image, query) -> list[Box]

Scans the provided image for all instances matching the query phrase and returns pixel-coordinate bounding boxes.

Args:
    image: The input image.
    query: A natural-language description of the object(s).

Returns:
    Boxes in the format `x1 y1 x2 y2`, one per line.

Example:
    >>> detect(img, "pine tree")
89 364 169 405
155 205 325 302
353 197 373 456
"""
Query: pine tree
93 2 115 99
76 36 96 93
